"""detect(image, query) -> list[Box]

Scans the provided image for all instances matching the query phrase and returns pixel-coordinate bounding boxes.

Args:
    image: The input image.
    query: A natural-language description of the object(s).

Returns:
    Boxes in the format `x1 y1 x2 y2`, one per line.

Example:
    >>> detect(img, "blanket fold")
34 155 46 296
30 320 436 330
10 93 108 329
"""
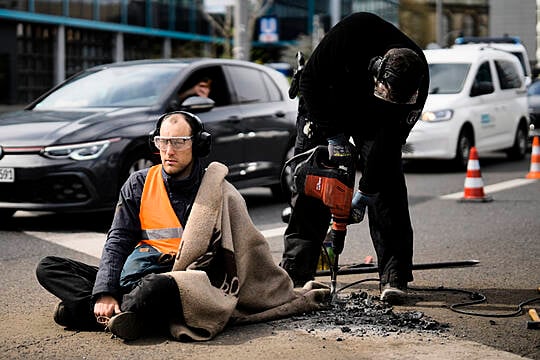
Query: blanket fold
167 162 329 341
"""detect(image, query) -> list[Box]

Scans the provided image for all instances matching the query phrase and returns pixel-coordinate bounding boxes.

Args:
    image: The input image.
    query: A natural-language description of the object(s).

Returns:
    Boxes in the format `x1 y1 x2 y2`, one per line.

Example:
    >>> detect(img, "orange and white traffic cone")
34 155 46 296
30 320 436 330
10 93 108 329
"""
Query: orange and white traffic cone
460 146 492 202
526 136 540 179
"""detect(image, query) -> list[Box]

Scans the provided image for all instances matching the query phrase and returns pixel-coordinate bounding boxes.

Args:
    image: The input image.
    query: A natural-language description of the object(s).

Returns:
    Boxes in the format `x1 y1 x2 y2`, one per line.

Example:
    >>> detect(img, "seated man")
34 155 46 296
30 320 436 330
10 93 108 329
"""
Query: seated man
178 77 212 104
36 111 328 341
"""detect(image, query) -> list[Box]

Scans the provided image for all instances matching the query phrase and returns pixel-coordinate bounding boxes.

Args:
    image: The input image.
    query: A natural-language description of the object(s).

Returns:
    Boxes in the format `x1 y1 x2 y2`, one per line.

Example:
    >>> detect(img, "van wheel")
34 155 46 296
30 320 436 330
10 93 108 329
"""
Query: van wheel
454 129 473 170
506 124 527 160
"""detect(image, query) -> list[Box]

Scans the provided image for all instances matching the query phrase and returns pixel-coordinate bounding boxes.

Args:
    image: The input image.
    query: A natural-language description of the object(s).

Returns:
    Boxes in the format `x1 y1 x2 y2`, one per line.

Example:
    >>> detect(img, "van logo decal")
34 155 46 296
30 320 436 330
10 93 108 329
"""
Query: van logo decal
481 114 491 124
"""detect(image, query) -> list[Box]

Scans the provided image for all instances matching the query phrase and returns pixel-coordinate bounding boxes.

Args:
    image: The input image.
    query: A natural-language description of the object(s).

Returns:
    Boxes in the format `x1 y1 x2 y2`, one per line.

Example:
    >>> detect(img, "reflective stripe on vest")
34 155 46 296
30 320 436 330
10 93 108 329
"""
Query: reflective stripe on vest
138 165 183 254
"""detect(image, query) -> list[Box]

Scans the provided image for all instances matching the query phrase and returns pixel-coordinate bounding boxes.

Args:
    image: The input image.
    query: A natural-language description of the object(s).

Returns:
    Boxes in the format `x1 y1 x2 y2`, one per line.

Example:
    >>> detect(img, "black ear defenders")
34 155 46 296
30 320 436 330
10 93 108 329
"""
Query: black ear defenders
150 111 212 157
368 55 399 86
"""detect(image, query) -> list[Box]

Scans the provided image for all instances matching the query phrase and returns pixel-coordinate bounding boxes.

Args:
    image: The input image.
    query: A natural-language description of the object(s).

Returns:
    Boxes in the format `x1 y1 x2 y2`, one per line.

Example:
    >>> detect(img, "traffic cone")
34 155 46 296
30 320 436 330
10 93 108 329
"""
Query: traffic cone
460 147 492 202
526 136 540 179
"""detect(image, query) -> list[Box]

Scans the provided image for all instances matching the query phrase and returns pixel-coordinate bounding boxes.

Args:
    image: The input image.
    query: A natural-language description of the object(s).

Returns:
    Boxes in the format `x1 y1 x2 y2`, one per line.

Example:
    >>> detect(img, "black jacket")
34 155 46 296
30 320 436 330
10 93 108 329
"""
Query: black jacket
299 12 429 193
92 159 204 300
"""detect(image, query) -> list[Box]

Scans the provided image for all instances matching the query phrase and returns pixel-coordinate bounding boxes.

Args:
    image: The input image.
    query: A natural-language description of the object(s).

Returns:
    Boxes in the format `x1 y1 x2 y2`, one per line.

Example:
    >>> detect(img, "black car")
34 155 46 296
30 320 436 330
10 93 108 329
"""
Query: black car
0 59 298 219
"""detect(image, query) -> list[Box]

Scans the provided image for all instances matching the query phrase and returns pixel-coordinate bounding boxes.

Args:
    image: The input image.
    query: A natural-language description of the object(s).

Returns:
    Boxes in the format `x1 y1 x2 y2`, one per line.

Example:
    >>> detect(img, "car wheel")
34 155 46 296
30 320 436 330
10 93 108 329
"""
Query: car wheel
454 128 473 170
270 146 295 201
506 123 527 160
120 150 155 187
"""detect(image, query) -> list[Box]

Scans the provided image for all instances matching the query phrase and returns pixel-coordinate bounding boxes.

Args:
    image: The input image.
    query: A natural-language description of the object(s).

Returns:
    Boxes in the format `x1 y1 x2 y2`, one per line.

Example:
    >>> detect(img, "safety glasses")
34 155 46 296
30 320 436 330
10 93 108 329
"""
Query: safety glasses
153 136 193 151
373 79 419 104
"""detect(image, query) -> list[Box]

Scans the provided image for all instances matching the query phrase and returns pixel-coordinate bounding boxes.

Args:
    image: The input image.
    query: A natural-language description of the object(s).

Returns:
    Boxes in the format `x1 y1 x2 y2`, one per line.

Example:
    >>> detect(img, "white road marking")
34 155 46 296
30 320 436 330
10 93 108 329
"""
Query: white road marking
26 226 287 259
26 231 105 258
260 226 287 238
440 178 537 200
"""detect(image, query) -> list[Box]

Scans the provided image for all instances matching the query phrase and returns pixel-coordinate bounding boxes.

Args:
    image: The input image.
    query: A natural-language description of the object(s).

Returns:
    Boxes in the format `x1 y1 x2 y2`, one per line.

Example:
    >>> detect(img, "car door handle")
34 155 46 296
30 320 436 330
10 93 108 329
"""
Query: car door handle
275 111 285 118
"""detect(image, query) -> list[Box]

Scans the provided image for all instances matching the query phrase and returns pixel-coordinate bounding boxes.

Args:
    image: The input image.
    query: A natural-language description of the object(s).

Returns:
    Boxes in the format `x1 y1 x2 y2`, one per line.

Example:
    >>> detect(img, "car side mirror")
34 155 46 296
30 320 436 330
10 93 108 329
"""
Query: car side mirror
179 96 215 113
470 81 494 97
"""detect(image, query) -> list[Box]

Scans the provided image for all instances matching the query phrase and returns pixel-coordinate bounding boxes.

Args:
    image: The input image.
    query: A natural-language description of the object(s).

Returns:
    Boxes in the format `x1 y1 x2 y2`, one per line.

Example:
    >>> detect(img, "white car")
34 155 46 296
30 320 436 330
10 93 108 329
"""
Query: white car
402 47 529 169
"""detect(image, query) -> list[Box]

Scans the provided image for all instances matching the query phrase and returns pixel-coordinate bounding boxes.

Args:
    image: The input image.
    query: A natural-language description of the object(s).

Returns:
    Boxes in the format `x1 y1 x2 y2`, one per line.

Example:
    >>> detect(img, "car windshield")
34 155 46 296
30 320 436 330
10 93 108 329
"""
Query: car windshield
34 65 185 109
428 63 470 94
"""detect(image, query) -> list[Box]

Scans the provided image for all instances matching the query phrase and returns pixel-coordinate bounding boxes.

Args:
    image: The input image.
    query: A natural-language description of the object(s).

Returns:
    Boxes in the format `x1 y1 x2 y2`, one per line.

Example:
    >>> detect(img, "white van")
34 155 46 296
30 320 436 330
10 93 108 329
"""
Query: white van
402 47 529 169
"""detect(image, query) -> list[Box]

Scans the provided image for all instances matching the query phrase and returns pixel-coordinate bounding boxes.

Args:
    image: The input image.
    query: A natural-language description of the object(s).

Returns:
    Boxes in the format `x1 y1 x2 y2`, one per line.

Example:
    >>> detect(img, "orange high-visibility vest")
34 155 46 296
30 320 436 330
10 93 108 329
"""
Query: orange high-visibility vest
137 165 183 255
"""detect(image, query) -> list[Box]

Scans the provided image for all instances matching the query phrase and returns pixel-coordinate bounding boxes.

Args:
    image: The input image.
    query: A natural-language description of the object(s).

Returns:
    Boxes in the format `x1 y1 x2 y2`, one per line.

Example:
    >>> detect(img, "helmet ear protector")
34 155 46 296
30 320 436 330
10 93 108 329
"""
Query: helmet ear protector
368 54 420 104
368 55 399 87
149 111 212 157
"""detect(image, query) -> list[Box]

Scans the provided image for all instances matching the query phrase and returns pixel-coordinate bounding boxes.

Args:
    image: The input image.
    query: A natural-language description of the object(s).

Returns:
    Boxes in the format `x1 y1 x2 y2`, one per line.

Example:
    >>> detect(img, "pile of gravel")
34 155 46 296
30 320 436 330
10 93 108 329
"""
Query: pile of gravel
274 290 449 338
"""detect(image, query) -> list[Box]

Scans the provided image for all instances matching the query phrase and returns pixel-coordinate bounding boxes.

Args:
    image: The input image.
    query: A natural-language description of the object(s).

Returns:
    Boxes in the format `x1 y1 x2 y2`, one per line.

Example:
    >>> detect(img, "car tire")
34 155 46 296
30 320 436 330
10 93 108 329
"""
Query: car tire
454 128 473 170
120 150 156 187
506 123 528 160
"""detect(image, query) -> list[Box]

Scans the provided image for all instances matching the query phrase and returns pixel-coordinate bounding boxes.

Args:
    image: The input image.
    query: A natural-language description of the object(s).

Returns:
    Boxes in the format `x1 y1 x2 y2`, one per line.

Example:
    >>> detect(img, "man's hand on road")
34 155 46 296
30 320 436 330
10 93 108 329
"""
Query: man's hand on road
94 294 121 319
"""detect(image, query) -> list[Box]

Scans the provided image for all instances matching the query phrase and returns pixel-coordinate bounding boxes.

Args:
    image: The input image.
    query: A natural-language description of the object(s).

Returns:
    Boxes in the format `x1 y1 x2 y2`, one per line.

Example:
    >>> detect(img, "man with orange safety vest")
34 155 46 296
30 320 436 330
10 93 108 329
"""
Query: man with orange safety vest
36 111 212 332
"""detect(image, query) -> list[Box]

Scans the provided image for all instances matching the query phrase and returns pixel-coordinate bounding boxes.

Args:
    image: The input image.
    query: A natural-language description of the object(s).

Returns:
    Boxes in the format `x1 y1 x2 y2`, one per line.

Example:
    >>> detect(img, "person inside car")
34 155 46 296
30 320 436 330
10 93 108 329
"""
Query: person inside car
178 77 212 104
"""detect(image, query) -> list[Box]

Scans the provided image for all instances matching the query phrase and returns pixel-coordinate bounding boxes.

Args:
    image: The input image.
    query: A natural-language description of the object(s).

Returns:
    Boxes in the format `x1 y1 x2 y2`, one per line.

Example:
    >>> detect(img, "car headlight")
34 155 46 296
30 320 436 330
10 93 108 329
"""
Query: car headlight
42 138 119 160
421 109 453 122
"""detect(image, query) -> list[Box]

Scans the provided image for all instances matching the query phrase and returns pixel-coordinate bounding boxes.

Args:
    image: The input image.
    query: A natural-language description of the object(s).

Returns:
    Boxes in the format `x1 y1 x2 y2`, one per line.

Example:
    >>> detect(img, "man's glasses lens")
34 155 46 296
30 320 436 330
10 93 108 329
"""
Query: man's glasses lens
154 136 193 150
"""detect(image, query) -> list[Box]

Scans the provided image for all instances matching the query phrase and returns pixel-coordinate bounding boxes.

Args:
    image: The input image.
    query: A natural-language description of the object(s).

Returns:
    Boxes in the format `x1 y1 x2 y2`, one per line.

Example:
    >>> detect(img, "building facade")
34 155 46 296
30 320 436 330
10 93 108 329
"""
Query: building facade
2 0 534 107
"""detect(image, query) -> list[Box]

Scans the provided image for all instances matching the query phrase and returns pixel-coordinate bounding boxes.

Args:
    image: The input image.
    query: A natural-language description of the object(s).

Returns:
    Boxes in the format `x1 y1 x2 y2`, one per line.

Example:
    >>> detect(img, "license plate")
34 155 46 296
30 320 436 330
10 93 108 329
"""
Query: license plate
0 168 14 183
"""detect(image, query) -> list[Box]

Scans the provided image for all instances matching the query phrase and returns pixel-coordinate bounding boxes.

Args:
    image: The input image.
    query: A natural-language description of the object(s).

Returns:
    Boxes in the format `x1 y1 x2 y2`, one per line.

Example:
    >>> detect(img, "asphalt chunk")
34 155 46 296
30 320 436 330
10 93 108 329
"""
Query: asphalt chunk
273 291 450 337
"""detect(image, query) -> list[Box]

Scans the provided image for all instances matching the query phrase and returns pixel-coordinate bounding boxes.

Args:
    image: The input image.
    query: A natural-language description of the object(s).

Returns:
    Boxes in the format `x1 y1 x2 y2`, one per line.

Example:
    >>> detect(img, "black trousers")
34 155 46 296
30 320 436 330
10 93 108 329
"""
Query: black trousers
35 256 182 331
280 115 413 287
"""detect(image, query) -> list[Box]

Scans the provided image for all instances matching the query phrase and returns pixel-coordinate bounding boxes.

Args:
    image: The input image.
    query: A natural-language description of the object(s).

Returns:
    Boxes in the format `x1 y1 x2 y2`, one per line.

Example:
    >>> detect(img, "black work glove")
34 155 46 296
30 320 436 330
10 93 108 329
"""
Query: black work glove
350 190 378 223
327 134 352 165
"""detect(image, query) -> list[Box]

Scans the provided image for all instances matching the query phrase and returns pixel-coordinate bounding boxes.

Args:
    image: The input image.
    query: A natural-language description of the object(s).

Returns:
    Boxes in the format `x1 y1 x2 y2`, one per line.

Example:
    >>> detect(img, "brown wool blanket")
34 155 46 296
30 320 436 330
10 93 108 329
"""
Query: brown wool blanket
166 162 329 341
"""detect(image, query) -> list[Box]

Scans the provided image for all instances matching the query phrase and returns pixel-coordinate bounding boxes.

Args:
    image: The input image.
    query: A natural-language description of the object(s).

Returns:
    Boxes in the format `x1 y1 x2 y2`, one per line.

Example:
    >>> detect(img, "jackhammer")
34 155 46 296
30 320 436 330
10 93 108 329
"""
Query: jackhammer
282 144 356 299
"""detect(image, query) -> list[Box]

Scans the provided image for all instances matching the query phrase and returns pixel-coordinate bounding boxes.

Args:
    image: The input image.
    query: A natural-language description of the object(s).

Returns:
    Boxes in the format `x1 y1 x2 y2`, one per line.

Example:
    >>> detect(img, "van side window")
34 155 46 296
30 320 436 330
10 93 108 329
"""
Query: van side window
494 60 522 90
471 61 494 97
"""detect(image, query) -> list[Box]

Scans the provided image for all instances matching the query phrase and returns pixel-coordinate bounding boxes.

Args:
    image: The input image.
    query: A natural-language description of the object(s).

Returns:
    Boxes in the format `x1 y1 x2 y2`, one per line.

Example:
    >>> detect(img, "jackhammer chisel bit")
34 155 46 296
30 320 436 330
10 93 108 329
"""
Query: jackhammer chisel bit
330 228 346 301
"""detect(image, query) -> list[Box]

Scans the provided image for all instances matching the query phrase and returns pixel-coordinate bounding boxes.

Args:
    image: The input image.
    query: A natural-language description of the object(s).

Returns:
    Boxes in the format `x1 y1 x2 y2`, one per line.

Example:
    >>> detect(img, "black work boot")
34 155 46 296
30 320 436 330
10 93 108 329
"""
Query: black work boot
117 273 183 339
107 312 143 340
53 302 68 327
53 301 103 330
380 282 408 304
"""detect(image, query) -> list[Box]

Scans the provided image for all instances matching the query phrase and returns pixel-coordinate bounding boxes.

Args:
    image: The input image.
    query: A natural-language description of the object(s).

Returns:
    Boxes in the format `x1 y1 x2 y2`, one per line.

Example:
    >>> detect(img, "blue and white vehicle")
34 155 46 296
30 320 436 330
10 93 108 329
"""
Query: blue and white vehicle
402 47 529 169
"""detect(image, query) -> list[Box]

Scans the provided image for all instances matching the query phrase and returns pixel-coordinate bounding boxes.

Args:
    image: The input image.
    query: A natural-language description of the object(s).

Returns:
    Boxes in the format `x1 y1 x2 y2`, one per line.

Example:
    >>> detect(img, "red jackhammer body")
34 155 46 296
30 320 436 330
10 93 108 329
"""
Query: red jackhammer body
286 145 356 298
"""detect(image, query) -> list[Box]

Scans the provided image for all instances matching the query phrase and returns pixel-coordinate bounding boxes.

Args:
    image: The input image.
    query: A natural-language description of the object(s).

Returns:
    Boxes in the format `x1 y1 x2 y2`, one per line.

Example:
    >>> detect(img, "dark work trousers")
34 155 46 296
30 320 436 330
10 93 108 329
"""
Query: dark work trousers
35 256 182 331
280 116 413 287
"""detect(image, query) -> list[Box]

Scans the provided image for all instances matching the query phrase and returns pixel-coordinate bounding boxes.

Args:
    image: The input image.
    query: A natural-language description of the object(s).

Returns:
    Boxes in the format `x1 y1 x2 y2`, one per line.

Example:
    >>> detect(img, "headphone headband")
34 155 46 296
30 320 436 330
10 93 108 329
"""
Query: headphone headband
150 111 212 157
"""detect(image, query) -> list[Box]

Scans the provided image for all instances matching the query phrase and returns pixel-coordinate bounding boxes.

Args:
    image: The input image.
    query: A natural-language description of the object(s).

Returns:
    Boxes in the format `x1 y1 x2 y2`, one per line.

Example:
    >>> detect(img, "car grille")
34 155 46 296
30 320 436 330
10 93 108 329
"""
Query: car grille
0 175 91 204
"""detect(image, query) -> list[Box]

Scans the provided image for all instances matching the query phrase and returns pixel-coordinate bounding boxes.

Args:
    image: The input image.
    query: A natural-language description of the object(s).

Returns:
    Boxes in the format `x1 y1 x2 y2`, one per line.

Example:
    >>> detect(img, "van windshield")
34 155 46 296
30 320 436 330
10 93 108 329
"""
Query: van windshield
428 63 470 94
